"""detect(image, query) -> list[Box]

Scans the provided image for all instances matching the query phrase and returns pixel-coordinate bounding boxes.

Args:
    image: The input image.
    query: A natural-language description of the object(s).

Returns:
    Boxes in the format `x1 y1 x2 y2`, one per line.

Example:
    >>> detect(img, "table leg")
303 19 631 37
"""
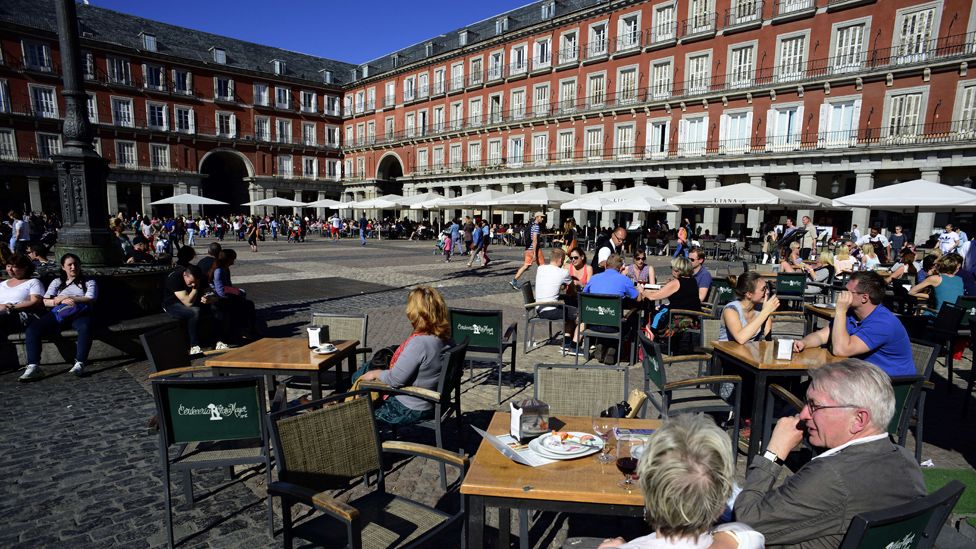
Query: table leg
746 372 769 469
467 495 485 549
518 508 530 549
498 507 511 548
311 373 322 401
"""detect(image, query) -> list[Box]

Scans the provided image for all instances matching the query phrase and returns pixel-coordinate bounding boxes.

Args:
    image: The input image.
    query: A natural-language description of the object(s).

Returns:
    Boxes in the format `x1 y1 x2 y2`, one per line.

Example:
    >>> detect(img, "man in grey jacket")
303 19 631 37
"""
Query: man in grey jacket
734 359 926 548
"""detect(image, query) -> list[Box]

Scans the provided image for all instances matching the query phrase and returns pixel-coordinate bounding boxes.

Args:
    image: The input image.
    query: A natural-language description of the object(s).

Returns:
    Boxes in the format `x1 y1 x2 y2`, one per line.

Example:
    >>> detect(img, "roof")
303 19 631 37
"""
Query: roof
0 0 357 85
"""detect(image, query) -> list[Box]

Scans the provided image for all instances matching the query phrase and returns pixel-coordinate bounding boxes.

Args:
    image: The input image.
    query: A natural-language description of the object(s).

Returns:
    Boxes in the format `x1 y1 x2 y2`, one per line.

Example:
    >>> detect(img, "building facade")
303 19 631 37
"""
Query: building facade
1 0 975 240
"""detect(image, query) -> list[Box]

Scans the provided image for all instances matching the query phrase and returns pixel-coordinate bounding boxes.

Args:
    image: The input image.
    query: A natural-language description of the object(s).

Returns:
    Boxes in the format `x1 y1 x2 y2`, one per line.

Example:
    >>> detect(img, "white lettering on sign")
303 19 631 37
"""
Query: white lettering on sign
884 533 915 549
783 280 802 287
178 403 250 420
585 305 615 316
456 323 495 336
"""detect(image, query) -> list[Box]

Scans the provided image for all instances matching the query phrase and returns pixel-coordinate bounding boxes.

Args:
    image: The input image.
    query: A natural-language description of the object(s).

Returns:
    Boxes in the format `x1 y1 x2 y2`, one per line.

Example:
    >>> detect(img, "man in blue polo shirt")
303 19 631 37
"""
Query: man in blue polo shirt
793 271 914 376
581 254 640 364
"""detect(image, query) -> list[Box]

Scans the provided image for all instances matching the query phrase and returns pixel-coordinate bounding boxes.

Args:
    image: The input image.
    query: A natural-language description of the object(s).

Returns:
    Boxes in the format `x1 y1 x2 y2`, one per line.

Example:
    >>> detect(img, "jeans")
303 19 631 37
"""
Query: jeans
187 230 195 246
164 302 203 347
673 242 689 258
360 229 367 245
26 312 94 364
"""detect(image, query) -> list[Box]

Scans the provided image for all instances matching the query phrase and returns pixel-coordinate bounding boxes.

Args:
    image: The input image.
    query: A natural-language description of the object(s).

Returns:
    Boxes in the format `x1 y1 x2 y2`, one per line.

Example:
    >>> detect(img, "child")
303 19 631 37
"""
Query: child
442 230 453 262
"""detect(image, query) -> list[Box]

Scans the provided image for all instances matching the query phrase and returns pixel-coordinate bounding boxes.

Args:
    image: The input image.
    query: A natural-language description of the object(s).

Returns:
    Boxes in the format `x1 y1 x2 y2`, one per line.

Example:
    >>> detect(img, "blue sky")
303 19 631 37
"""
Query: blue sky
91 0 532 63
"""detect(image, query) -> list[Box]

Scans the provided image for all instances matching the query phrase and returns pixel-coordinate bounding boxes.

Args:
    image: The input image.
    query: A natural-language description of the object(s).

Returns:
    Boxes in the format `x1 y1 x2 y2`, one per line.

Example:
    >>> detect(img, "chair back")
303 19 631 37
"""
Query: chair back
534 363 629 416
932 302 965 333
152 376 266 447
709 278 736 308
776 272 807 296
310 313 368 347
910 339 940 380
140 324 191 373
756 263 777 274
449 308 503 354
700 319 722 351
520 280 536 307
436 339 469 406
578 293 623 330
887 375 925 440
270 396 382 490
838 480 965 549
638 333 668 391
955 295 976 328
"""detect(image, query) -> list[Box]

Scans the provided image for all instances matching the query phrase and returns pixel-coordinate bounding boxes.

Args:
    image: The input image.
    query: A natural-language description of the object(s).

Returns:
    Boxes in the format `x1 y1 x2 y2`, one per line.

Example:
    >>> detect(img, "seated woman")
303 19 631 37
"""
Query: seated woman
567 247 593 296
889 249 919 282
356 286 451 425
719 272 779 344
209 249 257 346
860 243 880 270
801 251 835 296
625 251 655 285
2 255 44 380
910 253 965 314
597 414 764 549
22 253 98 379
639 256 701 312
778 242 804 273
916 254 938 284
833 244 856 274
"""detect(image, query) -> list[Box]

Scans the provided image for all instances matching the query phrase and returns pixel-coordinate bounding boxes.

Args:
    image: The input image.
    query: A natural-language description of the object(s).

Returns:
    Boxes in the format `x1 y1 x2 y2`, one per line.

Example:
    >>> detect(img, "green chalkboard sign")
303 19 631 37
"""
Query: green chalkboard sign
580 294 622 328
776 273 806 296
451 310 502 352
162 380 262 444
852 510 932 549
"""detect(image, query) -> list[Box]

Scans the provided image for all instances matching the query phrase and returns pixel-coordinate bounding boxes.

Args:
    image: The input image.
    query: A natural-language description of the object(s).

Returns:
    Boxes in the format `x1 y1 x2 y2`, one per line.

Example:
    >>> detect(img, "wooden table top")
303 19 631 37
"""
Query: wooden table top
712 340 840 371
461 413 661 505
804 303 838 319
205 338 359 371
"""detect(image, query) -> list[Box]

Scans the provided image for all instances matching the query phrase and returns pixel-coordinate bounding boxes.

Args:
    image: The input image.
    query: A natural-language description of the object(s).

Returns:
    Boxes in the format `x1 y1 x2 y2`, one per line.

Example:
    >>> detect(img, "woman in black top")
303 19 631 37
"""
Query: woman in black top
640 256 702 312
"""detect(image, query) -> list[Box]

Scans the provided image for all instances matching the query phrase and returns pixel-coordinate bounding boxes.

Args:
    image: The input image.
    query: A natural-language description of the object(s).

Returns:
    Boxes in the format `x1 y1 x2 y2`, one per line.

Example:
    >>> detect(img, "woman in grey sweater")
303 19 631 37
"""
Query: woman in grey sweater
358 286 451 425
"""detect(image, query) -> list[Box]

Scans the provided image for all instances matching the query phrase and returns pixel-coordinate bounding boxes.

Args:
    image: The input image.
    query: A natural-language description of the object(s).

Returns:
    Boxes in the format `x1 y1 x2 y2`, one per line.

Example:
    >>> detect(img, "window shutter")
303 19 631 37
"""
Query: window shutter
793 105 804 149
744 111 754 151
817 103 830 148
677 118 688 155
213 77 218 99
228 79 235 100
141 63 147 87
663 120 671 154
189 109 195 133
186 72 192 94
718 113 728 153
851 99 862 145
765 108 775 151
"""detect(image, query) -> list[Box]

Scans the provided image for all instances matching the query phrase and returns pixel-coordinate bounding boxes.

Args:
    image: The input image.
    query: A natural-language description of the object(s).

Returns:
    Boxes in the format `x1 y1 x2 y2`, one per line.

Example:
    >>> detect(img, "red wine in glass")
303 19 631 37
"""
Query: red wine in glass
616 456 638 487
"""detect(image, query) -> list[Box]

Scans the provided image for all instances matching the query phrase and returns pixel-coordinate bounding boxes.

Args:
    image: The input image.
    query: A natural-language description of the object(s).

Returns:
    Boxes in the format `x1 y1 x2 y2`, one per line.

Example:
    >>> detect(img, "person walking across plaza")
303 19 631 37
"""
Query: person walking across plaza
799 215 817 260
245 218 258 252
358 214 368 246
510 212 546 289
466 218 484 267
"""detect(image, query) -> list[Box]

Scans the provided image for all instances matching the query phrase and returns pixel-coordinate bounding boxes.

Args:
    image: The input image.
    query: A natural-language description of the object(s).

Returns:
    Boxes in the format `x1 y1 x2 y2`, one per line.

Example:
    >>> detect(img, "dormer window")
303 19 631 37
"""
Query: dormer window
350 68 358 81
541 1 556 19
425 42 434 57
141 33 157 52
459 30 468 46
211 47 226 64
495 17 508 35
392 54 401 68
360 64 369 78
272 59 285 75
321 69 333 84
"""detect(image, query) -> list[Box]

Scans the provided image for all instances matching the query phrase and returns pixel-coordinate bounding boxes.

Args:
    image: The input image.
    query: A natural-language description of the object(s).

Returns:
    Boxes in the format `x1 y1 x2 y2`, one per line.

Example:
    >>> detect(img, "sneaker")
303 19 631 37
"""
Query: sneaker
19 364 43 382
566 344 585 357
215 342 230 351
189 345 203 355
509 279 520 290
69 362 84 376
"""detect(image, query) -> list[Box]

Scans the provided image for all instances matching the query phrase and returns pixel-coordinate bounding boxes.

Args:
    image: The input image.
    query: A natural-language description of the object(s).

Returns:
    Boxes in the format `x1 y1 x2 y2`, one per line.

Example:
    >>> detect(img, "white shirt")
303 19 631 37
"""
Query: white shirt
618 523 764 549
939 230 960 254
0 278 44 305
812 433 889 460
851 228 861 241
856 233 889 248
12 218 28 241
45 278 98 300
533 265 571 312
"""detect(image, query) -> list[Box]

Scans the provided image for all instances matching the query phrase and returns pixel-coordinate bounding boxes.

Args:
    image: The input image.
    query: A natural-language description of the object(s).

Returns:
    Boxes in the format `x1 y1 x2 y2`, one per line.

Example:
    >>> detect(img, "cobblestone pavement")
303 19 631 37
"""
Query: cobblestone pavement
2 234 976 548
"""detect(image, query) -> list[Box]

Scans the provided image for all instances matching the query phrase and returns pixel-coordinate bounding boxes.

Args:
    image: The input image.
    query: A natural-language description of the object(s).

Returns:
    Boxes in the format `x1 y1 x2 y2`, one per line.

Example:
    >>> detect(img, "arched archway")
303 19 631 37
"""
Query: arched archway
199 149 252 215
376 153 404 182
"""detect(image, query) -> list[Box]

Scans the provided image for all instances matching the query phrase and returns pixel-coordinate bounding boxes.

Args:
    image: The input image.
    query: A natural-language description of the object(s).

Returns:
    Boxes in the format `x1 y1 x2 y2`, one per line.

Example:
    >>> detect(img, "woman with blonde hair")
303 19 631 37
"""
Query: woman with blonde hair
357 286 451 425
861 243 880 270
779 242 803 273
833 243 856 274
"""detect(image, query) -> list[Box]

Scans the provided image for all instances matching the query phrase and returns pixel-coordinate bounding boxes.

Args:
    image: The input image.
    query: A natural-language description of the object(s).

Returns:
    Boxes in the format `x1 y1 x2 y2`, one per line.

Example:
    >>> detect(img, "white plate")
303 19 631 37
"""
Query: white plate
535 432 602 456
313 345 337 354
529 435 602 460
820 303 835 309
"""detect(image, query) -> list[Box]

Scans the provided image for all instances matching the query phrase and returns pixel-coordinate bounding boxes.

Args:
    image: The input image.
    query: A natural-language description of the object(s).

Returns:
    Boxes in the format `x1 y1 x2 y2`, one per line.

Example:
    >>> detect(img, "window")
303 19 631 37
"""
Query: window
212 47 226 64
511 89 525 120
652 4 676 43
416 148 428 172
730 0 760 25
255 116 270 141
37 133 61 159
356 157 365 177
728 44 755 88
215 77 234 101
646 118 671 158
617 67 638 104
108 57 132 85
468 141 481 167
418 73 429 97
895 5 937 63
469 98 483 127
495 17 508 35
277 155 293 178
272 59 285 75
489 51 504 80
432 147 444 169
532 134 548 164
301 91 317 113
534 38 551 68
327 125 339 145
322 70 333 84
302 122 316 145
615 124 635 158
689 0 714 34
151 144 169 170
144 64 165 90
884 91 924 141
254 83 269 106
30 85 58 118
303 157 317 178
173 69 192 95
173 106 194 134
679 115 708 155
275 87 290 109
23 41 52 71
557 130 574 160
833 22 866 73
487 95 503 124
588 22 608 58
560 31 578 63
559 79 577 112
216 112 236 138
586 73 606 107
534 84 550 116
619 14 641 51
766 104 804 150
818 97 861 147
326 96 339 116
142 33 157 52
777 34 807 82
719 110 752 153
92 137 102 156
0 129 16 160
83 52 96 80
276 119 291 143
111 97 133 127
434 68 446 94
459 30 469 47
541 1 555 19
487 139 502 165
0 81 8 114
650 59 673 99
449 143 462 169
86 93 97 123
584 127 603 159
511 45 527 75
344 159 353 177
451 63 464 90
115 140 136 167
147 102 167 130
470 58 483 85
686 53 711 95
433 106 445 132
417 110 428 135
957 84 976 135
405 113 416 137
327 159 339 179
355 123 364 145
778 0 812 14
451 102 463 130
384 81 396 107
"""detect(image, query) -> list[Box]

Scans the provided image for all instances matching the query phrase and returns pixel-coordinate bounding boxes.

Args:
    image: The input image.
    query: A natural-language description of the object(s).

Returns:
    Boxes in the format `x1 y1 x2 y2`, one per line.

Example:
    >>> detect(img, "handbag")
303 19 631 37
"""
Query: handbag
51 302 89 323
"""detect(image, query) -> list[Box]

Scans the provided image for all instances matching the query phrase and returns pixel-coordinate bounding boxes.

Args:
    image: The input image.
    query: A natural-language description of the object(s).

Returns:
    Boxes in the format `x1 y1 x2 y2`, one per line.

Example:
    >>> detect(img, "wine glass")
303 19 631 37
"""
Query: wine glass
592 413 615 464
616 436 642 489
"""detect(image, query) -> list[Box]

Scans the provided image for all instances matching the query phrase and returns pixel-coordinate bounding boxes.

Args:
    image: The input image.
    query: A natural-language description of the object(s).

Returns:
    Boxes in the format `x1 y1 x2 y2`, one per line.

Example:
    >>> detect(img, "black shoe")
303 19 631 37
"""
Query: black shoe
601 346 618 365
591 343 604 361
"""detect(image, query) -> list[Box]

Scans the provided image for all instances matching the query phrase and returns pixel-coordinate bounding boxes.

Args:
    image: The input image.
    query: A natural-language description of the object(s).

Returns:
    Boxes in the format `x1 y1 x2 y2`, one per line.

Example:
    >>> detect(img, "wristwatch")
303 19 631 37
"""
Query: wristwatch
762 450 785 466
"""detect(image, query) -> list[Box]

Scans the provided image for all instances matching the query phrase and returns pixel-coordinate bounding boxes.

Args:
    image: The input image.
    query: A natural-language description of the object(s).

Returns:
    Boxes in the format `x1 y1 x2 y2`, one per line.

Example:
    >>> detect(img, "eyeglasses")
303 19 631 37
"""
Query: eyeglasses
570 255 581 260
804 400 859 414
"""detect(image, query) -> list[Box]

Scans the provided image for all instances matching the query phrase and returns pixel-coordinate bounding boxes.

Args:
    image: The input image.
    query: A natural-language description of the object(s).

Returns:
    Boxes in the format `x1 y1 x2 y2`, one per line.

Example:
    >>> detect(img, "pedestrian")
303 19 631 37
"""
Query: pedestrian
480 219 491 267
442 228 453 262
270 218 278 241
359 214 368 246
467 219 483 267
245 218 258 252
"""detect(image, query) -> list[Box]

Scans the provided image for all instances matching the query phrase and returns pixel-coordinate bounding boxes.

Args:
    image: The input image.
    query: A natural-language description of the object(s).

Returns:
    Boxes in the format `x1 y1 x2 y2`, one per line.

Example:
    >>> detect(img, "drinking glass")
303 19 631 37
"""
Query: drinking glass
592 414 615 464
616 437 642 489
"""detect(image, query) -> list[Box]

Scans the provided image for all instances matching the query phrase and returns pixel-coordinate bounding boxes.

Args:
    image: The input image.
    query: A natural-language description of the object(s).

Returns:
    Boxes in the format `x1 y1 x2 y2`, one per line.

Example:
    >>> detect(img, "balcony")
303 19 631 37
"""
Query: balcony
507 60 528 78
384 96 395 108
556 46 579 66
724 1 763 32
612 32 642 57
467 71 484 88
449 76 464 92
679 12 717 42
530 54 552 72
772 0 815 21
584 40 608 61
21 59 60 77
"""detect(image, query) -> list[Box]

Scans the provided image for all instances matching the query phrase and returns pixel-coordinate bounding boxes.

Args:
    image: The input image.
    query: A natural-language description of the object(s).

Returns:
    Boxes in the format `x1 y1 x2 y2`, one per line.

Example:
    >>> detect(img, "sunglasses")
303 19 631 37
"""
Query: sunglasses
635 257 646 261
570 255 581 260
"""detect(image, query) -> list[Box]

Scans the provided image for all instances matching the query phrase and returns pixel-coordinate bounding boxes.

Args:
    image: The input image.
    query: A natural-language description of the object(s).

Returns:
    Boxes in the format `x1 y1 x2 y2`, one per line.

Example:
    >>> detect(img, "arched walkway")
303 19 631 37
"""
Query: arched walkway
199 150 251 215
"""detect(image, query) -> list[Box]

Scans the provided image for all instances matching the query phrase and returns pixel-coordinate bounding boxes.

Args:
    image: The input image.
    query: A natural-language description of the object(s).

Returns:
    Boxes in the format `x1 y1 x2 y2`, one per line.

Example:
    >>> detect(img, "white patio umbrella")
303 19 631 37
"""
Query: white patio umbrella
241 197 308 207
437 189 509 208
399 192 445 207
491 187 577 209
351 194 404 209
601 196 678 212
603 185 679 203
150 193 228 206
669 183 831 208
560 191 612 211
831 179 976 210
304 198 342 208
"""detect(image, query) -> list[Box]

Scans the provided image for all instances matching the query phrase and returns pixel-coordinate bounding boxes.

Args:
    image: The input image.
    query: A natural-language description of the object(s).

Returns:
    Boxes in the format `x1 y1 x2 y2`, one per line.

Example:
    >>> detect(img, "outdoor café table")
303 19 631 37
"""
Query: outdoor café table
711 340 841 468
462 412 662 549
205 338 359 400
803 303 836 333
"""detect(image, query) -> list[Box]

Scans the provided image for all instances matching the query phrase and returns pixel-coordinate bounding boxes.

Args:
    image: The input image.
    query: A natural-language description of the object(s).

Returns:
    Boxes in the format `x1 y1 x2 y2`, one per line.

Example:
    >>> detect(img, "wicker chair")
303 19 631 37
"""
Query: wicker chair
519 281 567 354
359 339 468 490
448 308 517 404
534 363 629 417
311 312 371 361
152 375 273 548
140 323 191 374
267 394 467 549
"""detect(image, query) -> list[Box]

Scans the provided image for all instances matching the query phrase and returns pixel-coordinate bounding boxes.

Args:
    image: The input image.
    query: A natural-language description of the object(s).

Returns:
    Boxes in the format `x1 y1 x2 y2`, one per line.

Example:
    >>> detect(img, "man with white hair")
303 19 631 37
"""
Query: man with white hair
734 359 926 548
